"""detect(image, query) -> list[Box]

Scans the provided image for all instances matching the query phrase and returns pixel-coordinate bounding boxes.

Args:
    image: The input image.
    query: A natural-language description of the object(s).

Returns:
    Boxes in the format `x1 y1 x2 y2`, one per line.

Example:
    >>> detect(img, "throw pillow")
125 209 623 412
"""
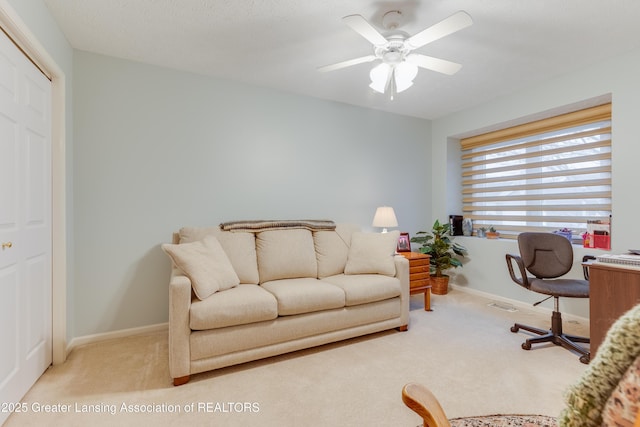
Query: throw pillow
344 231 399 277
602 355 640 427
162 235 240 300
178 227 259 284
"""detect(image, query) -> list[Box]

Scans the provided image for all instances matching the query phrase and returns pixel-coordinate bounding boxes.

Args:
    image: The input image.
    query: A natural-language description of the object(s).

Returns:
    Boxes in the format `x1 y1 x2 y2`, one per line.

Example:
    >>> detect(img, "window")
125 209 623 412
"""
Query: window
460 103 611 240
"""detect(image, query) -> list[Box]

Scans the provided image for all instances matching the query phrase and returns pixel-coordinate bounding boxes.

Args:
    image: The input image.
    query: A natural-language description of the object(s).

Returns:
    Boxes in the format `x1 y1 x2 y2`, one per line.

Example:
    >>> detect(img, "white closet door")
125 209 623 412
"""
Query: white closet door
0 27 52 425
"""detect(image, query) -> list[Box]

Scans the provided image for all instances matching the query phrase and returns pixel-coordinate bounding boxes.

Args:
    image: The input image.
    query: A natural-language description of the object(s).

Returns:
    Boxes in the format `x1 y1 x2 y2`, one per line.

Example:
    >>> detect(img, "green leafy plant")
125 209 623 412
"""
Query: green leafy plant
410 219 468 277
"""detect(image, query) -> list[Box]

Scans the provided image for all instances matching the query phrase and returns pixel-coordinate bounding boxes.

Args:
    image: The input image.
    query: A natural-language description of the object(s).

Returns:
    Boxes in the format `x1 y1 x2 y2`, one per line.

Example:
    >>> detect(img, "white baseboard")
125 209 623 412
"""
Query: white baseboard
66 322 168 356
449 284 590 325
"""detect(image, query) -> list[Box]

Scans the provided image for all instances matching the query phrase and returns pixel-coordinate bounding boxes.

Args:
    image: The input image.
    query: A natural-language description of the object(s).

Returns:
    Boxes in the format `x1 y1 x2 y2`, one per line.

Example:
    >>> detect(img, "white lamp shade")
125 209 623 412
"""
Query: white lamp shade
394 61 418 93
370 61 418 95
369 63 391 93
372 206 398 232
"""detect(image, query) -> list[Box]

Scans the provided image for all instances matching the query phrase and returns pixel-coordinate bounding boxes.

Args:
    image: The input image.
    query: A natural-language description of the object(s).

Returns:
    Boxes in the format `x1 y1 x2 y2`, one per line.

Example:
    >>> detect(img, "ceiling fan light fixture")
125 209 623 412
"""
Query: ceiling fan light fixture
394 77 413 93
394 61 418 93
369 62 391 93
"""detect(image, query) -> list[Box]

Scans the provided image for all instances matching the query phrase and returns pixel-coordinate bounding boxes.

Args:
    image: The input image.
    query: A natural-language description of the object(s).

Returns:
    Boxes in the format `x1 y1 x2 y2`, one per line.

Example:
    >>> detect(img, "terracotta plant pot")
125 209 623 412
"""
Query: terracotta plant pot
486 231 500 239
431 275 449 295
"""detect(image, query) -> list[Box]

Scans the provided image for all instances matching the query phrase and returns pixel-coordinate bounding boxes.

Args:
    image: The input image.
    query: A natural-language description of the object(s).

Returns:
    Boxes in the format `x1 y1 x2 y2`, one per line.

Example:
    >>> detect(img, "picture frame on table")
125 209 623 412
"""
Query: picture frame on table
397 232 411 252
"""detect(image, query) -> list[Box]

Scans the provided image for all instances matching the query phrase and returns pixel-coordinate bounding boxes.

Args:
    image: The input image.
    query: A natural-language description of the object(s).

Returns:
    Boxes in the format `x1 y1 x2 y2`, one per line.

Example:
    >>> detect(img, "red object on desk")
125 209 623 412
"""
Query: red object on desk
583 233 611 250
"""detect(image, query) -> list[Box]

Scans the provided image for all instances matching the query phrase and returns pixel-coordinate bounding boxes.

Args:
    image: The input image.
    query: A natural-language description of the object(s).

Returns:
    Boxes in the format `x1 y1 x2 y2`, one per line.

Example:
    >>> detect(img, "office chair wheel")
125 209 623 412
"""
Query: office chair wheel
579 354 590 364
521 342 531 350
510 325 519 333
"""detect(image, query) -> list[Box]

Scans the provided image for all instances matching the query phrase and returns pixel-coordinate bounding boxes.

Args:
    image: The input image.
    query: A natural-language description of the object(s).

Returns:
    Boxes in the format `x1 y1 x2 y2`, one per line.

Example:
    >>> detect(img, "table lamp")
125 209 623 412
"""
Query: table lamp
372 206 398 233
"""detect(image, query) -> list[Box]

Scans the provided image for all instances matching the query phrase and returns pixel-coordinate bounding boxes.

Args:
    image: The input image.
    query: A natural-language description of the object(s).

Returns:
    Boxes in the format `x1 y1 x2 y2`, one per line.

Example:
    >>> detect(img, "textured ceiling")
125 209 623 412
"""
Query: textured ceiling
43 0 640 120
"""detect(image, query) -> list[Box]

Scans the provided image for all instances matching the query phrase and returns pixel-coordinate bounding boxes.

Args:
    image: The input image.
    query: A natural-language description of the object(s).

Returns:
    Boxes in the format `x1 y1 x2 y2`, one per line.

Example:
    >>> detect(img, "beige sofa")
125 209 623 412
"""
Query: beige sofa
162 222 410 385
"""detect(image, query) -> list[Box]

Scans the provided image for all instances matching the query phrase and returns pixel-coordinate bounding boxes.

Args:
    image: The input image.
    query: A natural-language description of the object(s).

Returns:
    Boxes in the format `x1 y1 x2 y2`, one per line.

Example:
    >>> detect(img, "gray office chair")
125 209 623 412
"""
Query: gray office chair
505 232 590 364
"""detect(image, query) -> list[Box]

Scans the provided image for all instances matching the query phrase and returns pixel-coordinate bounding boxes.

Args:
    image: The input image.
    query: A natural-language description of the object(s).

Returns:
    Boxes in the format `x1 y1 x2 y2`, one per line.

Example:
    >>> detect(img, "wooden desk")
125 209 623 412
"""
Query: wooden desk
400 252 432 311
589 262 640 356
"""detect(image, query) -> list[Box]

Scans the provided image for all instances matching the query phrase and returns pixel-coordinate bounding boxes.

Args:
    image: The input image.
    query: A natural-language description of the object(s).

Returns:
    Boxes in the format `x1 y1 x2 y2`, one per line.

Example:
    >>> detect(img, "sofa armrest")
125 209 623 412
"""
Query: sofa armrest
394 255 410 327
168 268 192 381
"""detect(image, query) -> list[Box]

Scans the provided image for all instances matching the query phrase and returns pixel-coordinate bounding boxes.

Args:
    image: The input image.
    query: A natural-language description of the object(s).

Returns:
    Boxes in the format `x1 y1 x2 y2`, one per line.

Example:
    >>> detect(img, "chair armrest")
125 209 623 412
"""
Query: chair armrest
505 253 529 288
402 382 451 427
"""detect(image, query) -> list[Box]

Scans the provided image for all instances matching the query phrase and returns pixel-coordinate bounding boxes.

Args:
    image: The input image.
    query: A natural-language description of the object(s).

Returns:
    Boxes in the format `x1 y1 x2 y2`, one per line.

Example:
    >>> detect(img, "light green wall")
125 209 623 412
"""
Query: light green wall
431 47 640 318
72 51 432 336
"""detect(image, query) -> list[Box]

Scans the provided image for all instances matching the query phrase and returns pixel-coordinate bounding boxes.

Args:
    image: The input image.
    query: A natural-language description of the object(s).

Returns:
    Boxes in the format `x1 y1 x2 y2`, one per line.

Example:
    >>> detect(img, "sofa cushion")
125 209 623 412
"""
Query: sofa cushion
314 224 360 278
189 299 401 361
321 274 401 306
344 231 399 277
261 278 345 316
162 235 240 300
602 354 640 427
256 229 318 282
216 232 259 284
179 227 259 285
190 284 278 330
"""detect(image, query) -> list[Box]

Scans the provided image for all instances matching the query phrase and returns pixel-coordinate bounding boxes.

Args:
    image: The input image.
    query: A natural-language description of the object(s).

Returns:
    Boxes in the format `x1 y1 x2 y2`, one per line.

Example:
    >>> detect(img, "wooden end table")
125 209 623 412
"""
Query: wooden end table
400 252 432 311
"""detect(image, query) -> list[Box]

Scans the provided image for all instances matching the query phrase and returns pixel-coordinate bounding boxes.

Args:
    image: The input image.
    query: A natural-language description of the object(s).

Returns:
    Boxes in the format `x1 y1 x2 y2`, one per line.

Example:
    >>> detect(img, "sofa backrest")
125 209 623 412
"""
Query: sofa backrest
256 229 317 282
313 223 360 278
176 223 362 285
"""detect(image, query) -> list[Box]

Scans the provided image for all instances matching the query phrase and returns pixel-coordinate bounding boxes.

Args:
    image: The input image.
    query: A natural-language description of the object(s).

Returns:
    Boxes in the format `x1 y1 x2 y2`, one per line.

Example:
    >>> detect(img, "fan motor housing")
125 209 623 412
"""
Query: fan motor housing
374 35 410 65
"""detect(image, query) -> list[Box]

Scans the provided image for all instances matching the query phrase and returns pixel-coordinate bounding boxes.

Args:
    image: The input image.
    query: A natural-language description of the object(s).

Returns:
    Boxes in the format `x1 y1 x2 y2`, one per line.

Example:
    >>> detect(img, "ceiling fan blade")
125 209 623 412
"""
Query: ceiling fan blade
406 10 472 49
406 53 462 75
317 55 377 72
343 14 388 46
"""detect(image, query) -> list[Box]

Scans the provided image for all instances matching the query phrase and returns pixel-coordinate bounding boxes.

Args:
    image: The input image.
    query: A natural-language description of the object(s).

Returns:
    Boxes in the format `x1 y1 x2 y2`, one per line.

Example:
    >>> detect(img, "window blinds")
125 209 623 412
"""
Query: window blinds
460 103 612 239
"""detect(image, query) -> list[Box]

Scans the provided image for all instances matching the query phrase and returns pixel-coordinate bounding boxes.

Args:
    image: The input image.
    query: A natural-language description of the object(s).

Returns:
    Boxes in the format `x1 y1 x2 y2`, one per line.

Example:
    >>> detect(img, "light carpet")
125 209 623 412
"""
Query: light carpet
5 290 589 426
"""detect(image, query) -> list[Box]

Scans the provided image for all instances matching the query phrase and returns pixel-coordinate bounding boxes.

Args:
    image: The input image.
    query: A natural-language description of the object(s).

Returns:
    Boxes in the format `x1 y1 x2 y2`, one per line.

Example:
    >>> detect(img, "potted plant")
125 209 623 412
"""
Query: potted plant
410 219 468 295
486 226 500 239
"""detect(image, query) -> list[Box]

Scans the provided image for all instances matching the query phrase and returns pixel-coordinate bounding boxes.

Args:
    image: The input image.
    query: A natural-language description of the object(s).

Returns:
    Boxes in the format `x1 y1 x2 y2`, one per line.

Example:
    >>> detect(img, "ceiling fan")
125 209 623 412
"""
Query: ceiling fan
318 10 473 98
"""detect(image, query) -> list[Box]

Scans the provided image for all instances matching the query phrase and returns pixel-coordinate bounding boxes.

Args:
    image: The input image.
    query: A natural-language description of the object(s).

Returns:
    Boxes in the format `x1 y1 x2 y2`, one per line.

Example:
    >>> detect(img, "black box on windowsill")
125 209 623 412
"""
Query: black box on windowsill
449 215 463 236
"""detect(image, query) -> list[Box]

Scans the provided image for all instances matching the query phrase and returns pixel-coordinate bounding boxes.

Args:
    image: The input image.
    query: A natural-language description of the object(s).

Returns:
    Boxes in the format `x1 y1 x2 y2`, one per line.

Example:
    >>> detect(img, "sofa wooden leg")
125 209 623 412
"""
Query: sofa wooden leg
398 324 408 332
173 375 190 386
